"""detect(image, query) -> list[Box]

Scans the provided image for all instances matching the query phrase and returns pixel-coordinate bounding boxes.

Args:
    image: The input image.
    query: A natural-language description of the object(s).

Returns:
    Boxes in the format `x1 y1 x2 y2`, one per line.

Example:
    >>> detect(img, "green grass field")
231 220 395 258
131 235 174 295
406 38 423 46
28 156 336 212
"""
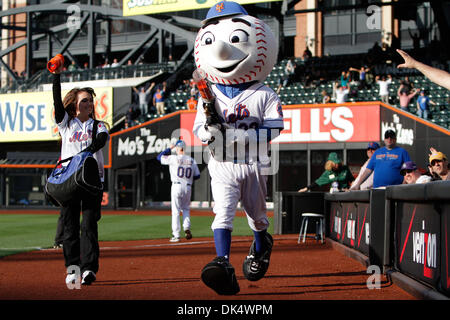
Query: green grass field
0 213 273 258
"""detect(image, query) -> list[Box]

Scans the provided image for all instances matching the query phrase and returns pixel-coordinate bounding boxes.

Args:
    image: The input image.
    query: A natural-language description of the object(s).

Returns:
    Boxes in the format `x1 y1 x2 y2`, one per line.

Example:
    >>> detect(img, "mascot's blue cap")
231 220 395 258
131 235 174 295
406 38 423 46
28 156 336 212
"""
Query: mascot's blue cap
202 1 248 25
175 140 186 148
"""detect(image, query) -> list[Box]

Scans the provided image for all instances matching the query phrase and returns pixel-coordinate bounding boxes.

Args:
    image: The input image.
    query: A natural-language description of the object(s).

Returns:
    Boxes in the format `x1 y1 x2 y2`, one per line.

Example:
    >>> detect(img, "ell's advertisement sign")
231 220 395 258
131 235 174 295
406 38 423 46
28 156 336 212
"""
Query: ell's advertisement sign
123 0 281 16
179 104 382 147
0 88 113 143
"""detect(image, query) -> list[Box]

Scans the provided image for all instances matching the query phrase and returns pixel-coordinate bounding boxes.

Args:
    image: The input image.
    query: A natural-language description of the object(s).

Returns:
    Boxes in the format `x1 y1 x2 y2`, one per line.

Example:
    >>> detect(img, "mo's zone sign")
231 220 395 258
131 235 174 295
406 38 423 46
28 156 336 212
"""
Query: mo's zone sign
111 115 180 168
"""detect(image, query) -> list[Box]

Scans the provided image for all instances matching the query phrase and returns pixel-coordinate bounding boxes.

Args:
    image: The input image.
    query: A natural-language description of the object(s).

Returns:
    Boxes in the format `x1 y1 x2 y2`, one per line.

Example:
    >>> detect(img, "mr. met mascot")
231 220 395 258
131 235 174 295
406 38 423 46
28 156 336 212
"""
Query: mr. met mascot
192 1 284 295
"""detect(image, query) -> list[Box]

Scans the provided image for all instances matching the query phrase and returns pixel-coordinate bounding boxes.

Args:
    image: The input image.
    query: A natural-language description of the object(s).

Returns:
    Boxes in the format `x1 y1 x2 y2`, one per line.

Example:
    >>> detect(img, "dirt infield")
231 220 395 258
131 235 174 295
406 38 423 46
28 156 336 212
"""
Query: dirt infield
0 234 414 301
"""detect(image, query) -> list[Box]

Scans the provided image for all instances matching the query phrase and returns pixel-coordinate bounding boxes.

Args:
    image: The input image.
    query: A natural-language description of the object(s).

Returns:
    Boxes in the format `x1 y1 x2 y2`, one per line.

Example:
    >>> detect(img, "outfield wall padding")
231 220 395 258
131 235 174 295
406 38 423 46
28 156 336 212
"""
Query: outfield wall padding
386 181 450 296
325 189 385 268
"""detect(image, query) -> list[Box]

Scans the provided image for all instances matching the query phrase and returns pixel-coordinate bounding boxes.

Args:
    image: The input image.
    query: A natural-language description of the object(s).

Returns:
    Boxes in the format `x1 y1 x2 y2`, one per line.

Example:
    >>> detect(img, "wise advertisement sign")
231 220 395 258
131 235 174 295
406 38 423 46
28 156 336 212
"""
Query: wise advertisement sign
0 88 113 143
123 0 281 16
396 203 441 287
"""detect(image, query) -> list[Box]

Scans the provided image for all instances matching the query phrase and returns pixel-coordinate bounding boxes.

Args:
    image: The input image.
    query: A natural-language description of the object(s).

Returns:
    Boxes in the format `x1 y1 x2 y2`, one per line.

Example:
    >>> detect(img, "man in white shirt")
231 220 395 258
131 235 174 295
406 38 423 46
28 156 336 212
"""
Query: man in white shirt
133 83 155 119
335 84 349 104
349 142 379 190
376 74 392 104
110 58 120 68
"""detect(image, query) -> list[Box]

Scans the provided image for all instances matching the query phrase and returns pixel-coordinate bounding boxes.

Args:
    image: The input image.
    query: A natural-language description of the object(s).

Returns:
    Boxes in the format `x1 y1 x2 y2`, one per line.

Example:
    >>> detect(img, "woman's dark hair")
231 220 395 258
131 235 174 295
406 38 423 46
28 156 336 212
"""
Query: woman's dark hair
62 87 96 126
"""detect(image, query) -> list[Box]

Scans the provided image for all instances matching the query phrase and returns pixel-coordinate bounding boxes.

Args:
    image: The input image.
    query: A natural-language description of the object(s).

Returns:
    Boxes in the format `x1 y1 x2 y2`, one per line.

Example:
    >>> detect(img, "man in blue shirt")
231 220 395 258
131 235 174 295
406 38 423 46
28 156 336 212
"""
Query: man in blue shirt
350 129 411 189
416 90 436 120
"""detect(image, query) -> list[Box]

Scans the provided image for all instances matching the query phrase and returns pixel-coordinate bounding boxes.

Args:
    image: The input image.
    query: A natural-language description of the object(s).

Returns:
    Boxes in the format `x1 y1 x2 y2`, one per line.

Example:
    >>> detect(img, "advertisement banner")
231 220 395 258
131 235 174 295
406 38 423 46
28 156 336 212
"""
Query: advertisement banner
395 202 441 287
442 204 450 294
380 107 415 147
329 201 343 242
123 0 281 16
111 114 181 169
340 202 356 248
275 104 380 143
380 104 450 170
355 203 370 256
180 104 381 146
0 88 113 142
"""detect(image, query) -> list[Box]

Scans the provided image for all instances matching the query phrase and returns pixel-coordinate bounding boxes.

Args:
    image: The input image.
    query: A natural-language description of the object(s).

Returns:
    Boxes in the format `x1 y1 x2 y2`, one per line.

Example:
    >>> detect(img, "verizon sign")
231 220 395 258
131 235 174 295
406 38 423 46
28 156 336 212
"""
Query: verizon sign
274 104 380 143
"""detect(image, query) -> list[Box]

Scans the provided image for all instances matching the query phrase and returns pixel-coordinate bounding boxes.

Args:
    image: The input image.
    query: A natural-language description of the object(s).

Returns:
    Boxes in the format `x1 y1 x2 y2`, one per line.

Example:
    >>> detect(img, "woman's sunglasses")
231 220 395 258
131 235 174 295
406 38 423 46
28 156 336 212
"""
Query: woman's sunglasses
400 169 414 176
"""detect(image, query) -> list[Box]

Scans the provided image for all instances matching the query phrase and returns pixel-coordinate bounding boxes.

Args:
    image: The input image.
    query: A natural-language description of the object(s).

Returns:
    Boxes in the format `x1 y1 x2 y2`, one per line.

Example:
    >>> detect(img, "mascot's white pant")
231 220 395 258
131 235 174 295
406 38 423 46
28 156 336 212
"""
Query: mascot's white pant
208 157 269 232
171 183 192 238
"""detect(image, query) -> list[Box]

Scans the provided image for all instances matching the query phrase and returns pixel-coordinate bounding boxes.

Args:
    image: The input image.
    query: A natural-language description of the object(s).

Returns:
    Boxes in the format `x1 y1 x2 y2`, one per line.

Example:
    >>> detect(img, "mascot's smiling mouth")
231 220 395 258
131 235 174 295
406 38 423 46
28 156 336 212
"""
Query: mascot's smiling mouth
215 55 248 73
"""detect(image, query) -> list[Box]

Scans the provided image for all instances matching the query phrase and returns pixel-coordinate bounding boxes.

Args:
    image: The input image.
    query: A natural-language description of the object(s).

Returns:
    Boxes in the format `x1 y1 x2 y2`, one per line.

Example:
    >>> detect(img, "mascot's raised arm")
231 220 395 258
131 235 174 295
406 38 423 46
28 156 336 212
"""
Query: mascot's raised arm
192 1 284 296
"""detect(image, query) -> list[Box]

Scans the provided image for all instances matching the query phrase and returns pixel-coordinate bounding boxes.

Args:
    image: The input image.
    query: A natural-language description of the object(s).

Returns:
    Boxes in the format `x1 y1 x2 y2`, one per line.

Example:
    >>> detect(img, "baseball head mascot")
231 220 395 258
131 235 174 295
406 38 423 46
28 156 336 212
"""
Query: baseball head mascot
192 1 284 295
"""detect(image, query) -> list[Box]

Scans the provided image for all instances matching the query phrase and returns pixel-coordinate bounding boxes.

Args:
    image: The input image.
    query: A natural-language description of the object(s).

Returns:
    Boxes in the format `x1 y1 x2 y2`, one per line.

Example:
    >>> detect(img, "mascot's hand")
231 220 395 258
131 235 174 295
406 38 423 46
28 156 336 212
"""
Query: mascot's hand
206 113 223 127
197 124 223 143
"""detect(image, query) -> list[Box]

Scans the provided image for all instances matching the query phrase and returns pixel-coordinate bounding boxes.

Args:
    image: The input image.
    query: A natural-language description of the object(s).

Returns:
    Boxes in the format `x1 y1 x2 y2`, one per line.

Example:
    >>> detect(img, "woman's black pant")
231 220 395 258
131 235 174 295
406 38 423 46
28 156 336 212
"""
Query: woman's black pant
61 189 102 274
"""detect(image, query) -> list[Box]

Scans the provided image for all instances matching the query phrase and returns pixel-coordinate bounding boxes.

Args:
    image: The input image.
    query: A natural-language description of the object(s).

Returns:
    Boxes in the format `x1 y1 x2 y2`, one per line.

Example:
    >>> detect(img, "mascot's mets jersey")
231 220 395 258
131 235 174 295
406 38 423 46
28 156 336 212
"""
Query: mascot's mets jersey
193 82 284 163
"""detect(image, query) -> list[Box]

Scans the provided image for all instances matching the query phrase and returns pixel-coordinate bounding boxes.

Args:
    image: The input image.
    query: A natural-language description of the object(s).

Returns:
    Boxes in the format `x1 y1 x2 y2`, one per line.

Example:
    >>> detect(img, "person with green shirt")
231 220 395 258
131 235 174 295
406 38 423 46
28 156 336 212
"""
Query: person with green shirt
298 152 355 192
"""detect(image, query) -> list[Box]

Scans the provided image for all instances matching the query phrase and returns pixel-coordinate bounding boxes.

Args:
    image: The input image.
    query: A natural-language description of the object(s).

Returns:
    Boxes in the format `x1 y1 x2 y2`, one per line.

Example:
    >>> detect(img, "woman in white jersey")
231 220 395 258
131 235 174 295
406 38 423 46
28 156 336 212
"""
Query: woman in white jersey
51 64 109 286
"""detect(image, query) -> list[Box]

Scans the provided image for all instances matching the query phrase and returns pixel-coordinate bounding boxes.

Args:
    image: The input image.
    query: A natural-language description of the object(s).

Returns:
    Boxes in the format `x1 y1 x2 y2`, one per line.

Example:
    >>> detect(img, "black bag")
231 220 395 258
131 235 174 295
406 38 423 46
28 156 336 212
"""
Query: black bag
45 120 102 207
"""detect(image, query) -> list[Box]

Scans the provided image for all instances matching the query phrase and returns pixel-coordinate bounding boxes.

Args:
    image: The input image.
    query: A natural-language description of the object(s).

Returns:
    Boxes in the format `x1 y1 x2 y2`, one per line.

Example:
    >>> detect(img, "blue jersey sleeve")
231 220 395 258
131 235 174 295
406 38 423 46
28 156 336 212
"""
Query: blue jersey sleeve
157 148 171 162
366 150 377 171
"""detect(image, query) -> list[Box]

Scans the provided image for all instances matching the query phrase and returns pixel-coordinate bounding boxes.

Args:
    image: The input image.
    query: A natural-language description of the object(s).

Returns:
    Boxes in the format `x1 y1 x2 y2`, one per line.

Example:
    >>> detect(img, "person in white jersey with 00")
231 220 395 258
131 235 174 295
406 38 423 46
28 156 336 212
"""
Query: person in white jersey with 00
157 140 200 242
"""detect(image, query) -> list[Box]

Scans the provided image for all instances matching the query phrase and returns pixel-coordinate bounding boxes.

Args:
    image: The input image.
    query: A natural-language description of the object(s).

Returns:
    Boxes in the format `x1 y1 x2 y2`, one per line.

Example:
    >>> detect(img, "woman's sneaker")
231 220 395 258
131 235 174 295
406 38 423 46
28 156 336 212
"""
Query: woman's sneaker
65 273 80 286
81 270 96 285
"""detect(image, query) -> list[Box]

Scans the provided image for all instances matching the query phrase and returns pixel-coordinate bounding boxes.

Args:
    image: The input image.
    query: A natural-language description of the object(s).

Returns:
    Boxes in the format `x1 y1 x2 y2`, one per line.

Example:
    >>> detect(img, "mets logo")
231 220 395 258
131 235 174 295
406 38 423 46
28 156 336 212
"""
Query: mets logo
223 103 250 124
69 130 92 143
215 3 224 12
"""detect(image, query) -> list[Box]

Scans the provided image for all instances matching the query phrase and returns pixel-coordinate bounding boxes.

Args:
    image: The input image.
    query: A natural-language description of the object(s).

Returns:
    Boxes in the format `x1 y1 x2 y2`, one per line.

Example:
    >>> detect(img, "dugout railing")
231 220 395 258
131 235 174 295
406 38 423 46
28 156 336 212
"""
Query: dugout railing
321 181 450 298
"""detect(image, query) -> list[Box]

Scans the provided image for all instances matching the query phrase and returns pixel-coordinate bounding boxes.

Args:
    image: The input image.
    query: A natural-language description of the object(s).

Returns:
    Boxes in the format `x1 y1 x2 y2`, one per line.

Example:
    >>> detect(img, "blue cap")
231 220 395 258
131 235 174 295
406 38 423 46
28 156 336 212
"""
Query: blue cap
175 140 185 148
367 142 380 150
202 1 248 25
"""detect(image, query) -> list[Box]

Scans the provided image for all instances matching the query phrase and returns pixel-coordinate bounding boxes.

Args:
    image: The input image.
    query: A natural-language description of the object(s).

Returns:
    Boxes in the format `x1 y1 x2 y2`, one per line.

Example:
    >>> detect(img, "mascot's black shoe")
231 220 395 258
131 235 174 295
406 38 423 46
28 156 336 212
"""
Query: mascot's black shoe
201 256 240 295
243 233 273 281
